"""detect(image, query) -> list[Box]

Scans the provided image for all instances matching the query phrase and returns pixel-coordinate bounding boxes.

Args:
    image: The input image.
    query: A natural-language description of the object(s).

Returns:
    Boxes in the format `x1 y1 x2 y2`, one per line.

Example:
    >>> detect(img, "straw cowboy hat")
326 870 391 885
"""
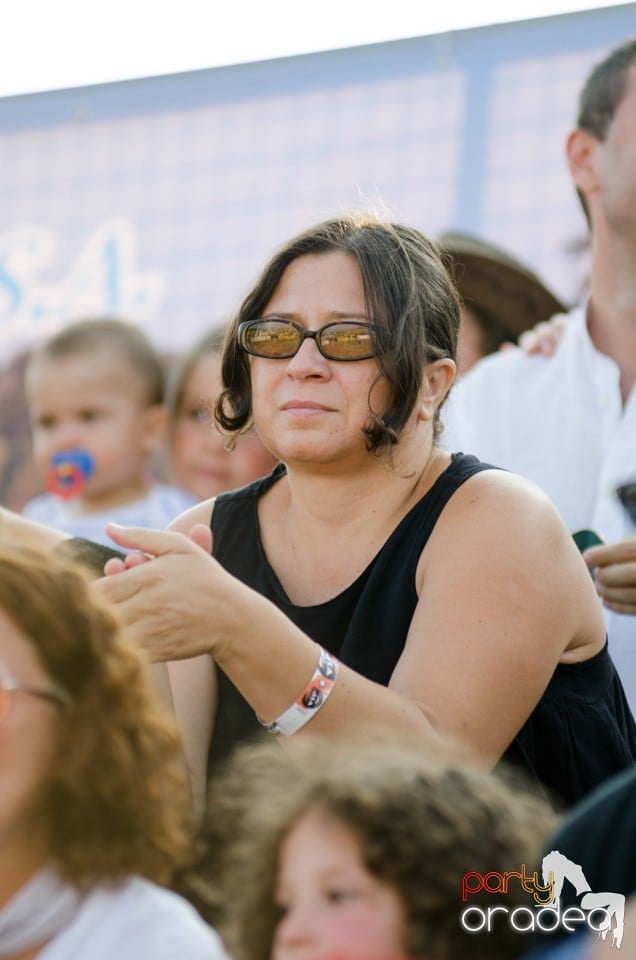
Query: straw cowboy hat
437 231 567 340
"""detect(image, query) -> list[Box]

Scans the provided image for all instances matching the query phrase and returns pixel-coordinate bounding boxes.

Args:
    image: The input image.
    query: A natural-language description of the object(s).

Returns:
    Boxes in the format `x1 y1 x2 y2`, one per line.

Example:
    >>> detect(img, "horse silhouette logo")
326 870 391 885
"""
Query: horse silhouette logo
542 850 625 949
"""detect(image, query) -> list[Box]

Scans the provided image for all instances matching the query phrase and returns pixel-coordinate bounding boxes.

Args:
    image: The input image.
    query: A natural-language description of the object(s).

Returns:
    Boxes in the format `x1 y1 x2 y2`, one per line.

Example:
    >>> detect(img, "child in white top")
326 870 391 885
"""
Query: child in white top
22 317 194 546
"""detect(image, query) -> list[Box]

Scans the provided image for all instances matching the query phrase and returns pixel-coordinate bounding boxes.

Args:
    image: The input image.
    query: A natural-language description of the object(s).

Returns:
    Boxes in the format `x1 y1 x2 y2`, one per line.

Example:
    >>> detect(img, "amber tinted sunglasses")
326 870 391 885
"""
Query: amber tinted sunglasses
238 318 387 361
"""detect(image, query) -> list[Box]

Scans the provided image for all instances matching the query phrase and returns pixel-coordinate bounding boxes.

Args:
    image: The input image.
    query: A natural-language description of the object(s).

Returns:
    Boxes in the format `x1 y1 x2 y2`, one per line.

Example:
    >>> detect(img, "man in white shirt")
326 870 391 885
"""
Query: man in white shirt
442 37 636 713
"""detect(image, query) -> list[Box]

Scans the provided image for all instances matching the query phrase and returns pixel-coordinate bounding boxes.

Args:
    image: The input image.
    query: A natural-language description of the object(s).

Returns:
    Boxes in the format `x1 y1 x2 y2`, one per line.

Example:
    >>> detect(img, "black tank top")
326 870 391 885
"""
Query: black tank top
210 453 636 807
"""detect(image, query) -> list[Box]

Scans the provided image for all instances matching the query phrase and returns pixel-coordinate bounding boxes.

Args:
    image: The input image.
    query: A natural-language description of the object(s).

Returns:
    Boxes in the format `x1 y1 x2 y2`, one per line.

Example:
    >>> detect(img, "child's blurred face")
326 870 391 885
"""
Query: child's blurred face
170 352 275 501
26 349 164 511
271 809 407 960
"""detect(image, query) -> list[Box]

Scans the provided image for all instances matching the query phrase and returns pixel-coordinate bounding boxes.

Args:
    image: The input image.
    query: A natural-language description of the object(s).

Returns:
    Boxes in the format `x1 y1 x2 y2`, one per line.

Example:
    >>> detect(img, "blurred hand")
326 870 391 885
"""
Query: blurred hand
95 523 240 662
517 312 569 357
103 524 212 574
583 537 636 615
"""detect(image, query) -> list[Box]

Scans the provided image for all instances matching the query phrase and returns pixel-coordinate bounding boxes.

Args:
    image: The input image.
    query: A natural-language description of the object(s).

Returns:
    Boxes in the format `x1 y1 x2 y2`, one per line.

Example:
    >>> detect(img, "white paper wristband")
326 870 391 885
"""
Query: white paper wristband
257 646 340 737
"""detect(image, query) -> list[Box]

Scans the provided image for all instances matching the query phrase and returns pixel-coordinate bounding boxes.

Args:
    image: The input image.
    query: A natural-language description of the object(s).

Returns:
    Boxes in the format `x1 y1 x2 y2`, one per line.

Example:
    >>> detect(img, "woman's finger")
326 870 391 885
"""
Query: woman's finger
187 523 213 554
105 523 197 557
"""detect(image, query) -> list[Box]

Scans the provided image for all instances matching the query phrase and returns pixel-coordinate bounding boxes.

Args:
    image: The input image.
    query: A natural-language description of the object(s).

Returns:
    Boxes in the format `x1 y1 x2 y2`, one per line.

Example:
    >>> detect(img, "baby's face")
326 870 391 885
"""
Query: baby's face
271 809 407 960
26 349 162 511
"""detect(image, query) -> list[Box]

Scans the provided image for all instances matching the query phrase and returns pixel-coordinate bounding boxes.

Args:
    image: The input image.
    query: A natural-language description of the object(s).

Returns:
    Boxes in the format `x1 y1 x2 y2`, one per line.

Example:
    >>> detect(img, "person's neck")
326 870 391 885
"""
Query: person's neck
280 439 449 537
586 230 636 402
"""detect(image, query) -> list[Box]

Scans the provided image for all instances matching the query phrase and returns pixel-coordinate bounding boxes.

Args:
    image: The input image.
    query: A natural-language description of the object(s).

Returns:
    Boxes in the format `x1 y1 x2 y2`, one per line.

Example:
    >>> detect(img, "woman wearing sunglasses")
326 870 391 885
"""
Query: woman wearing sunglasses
5 215 636 815
0 545 227 959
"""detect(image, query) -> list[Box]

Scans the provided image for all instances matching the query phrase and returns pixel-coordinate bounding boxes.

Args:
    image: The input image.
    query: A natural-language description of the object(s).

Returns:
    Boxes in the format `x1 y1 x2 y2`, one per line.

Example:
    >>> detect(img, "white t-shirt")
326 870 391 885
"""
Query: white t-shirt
39 877 228 960
442 306 636 712
22 484 195 548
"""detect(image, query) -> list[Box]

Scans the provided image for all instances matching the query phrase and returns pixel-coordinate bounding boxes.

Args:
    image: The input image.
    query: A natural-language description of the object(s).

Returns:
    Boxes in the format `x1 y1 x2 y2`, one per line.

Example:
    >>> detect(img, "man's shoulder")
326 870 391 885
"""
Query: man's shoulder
455 308 584 399
453 347 544 403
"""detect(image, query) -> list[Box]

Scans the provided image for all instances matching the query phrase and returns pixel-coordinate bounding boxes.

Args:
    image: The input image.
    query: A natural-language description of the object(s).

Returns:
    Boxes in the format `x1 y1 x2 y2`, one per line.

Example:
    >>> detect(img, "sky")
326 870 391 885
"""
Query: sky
3 0 634 99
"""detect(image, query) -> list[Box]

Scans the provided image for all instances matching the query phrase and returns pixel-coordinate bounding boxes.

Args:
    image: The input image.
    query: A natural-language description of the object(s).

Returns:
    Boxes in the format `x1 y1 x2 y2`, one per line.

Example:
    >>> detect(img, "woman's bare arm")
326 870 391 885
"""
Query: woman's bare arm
94 470 604 789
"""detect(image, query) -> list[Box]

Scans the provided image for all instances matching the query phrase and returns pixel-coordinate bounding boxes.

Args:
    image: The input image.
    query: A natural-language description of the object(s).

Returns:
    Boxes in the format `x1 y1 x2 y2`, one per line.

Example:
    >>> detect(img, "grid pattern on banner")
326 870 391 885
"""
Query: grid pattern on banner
0 4 634 360
485 50 600 303
0 70 465 355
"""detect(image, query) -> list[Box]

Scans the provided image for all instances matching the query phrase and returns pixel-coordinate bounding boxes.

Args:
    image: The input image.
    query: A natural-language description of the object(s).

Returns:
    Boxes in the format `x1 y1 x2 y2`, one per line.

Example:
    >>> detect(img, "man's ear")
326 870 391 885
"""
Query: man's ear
417 358 456 422
566 127 600 199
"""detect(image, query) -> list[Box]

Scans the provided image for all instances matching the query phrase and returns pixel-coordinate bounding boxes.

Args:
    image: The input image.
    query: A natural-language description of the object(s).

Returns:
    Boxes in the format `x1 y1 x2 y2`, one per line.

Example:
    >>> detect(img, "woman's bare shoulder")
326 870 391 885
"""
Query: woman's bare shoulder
168 498 216 534
450 465 561 522
424 463 577 583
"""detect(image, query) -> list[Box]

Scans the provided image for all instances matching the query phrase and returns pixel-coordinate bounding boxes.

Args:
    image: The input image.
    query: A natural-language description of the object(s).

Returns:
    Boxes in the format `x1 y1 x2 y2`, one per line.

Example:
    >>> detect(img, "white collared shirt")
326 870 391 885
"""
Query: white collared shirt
442 306 636 711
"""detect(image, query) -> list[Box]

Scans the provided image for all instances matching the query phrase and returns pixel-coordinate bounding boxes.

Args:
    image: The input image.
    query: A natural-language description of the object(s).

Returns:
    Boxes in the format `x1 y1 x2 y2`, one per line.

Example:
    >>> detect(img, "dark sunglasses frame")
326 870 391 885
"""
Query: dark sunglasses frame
616 481 636 524
238 318 387 361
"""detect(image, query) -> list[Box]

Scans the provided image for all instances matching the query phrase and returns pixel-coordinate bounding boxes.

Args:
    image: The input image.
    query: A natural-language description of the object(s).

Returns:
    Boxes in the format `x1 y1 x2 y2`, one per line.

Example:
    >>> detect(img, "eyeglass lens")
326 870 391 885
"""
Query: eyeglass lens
240 319 380 360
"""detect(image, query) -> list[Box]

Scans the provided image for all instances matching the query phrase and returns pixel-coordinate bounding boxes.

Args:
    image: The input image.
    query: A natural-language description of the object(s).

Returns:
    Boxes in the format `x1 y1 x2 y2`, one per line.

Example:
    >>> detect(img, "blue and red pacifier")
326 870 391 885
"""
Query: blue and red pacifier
46 449 95 499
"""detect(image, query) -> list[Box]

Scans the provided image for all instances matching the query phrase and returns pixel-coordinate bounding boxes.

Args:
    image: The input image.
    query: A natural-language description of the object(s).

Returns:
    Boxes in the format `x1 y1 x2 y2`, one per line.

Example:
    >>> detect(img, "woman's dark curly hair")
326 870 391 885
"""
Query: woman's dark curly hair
188 741 557 960
215 213 460 452
0 545 194 891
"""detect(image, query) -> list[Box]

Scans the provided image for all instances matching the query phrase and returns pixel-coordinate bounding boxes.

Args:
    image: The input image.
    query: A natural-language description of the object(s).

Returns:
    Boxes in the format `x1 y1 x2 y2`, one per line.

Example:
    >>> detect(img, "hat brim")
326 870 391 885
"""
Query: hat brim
438 233 567 340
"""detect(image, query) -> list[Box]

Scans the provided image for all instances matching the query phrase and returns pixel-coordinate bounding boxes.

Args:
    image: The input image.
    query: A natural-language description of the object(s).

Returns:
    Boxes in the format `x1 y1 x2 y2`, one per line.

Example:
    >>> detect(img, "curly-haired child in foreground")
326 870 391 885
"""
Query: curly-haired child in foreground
181 740 557 960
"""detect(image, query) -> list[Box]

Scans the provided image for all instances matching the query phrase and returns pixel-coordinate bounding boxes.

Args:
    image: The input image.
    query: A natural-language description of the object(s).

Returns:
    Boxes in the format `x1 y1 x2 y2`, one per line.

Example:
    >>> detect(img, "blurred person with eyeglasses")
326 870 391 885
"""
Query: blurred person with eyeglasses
0 545 227 960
